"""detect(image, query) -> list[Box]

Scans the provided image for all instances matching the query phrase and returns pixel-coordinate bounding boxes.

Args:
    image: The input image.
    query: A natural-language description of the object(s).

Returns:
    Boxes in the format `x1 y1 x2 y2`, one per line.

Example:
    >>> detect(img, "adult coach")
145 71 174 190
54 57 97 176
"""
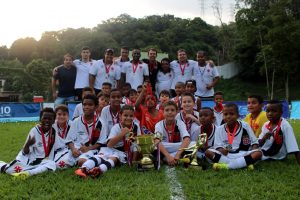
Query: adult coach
73 47 96 100
142 48 160 92
193 51 219 99
52 54 77 107
114 46 130 69
121 49 149 90
170 49 196 97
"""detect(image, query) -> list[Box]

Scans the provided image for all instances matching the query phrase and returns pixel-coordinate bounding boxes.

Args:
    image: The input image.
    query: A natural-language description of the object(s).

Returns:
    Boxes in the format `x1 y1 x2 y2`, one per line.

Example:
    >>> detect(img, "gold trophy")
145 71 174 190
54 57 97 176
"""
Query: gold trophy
136 132 162 170
180 133 207 166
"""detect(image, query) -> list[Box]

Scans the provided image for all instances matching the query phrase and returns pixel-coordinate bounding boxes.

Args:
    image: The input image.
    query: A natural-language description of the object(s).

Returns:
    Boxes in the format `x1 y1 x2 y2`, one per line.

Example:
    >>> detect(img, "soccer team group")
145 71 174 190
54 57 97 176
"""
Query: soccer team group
0 47 299 180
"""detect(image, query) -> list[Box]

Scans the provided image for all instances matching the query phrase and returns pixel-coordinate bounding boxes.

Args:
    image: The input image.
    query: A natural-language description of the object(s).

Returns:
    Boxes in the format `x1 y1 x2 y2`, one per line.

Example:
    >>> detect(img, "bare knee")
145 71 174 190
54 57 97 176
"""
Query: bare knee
77 158 87 167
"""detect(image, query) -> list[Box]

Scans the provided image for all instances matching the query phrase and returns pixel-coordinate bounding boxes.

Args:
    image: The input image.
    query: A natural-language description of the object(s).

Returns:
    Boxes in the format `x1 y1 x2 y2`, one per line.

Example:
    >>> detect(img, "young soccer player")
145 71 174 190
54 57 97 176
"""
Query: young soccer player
72 87 94 120
185 80 201 111
101 82 112 96
155 101 191 166
156 90 171 111
171 82 185 110
259 100 300 164
135 83 164 134
96 93 110 117
121 83 132 105
65 94 107 167
244 95 268 137
100 89 123 132
213 91 225 126
205 103 262 170
127 89 138 106
176 92 200 135
2 108 59 179
75 105 141 178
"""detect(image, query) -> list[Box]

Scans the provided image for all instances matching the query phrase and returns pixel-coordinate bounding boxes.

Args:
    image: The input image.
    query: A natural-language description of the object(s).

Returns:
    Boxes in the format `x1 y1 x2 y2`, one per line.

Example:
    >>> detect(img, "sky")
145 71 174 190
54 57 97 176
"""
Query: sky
0 0 236 47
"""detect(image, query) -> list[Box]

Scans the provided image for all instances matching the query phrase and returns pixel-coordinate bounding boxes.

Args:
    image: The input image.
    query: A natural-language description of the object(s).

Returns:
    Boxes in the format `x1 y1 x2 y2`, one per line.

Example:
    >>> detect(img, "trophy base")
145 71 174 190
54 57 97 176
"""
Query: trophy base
137 163 155 172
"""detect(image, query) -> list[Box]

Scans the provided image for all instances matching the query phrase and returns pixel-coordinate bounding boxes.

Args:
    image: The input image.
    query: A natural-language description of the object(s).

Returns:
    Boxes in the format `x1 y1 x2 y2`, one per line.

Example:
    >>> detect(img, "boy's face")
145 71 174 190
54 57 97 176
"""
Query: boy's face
177 51 187 63
145 95 156 108
185 83 196 93
41 112 55 132
247 98 262 114
175 85 185 96
161 61 170 71
129 93 137 102
266 104 282 122
81 50 90 60
164 105 177 121
214 94 223 105
82 91 93 99
199 109 214 126
102 85 111 95
110 91 122 107
104 52 114 63
197 53 206 65
121 49 129 58
83 99 96 116
98 96 109 108
121 109 134 127
159 94 170 104
56 110 69 124
181 96 195 112
223 106 239 125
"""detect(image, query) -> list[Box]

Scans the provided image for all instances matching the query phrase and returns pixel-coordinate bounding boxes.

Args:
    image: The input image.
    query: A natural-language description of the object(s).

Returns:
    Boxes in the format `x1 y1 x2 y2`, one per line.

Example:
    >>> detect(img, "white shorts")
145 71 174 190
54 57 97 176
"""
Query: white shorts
98 147 127 164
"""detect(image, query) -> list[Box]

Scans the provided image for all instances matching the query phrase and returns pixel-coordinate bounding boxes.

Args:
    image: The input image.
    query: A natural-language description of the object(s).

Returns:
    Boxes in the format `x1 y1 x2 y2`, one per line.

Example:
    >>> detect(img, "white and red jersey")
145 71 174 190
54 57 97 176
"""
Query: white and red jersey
175 111 199 135
89 59 121 89
190 123 217 147
122 61 149 90
156 70 174 96
73 59 96 89
170 60 197 89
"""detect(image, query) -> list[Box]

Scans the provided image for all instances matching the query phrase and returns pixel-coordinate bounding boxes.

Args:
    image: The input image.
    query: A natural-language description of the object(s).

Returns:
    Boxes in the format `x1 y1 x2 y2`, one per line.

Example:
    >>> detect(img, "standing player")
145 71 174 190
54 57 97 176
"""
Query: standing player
171 82 185 110
114 46 130 70
142 48 160 93
213 91 225 126
205 103 262 170
89 49 121 94
73 47 96 101
155 101 191 166
244 95 268 137
121 49 149 90
193 51 219 99
259 100 300 164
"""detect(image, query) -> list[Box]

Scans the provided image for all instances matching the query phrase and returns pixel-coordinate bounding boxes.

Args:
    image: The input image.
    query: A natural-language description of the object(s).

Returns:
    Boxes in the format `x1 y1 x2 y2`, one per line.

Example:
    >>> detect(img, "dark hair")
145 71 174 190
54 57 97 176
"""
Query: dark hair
97 92 110 99
110 89 122 96
121 105 135 114
200 107 214 114
163 101 178 111
175 82 185 87
267 100 283 112
102 82 112 88
129 89 137 96
82 87 93 93
181 92 195 102
83 94 99 106
137 85 143 90
64 53 73 60
248 94 264 104
121 46 129 51
81 46 90 51
177 49 186 54
123 83 132 88
197 50 207 56
224 103 239 114
214 91 224 97
161 57 170 63
55 105 69 114
185 80 196 87
40 107 56 121
159 90 171 98
148 48 157 55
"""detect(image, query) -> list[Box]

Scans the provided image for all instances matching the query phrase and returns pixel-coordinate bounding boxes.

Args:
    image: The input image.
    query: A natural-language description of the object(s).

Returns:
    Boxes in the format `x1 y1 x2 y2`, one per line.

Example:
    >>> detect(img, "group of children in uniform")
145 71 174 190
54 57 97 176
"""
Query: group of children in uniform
0 81 299 180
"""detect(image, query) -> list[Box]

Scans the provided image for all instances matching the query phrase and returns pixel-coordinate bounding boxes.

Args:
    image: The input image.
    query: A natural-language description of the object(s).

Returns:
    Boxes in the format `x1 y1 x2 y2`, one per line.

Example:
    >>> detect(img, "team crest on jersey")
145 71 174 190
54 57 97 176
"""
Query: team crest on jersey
58 161 66 168
14 165 22 173
242 136 250 145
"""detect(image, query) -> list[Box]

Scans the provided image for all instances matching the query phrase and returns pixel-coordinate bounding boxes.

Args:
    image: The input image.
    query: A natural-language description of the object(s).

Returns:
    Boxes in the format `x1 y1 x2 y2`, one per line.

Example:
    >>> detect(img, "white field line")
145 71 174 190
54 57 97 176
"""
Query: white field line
165 166 185 200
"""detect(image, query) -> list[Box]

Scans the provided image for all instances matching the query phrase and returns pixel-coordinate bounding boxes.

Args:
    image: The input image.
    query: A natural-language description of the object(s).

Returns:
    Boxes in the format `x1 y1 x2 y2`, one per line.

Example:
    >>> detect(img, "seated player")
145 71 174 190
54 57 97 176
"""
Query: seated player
244 94 268 137
213 91 225 126
72 87 94 120
101 82 112 96
96 92 110 117
121 83 132 105
185 80 201 111
1 108 60 179
65 94 107 167
75 105 141 178
259 100 300 165
124 89 138 106
205 103 262 170
155 101 191 166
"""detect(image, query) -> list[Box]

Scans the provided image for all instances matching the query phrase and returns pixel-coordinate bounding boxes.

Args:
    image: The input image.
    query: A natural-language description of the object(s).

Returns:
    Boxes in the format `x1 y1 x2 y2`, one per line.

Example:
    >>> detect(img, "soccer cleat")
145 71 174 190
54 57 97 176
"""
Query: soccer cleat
0 161 7 173
75 168 88 178
12 171 30 180
88 167 102 178
212 163 229 171
247 164 254 171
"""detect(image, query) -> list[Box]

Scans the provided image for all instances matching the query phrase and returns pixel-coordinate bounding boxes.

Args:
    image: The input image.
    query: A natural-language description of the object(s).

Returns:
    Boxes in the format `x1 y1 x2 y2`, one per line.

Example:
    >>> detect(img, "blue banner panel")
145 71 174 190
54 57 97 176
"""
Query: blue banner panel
0 103 41 118
290 101 300 119
67 102 78 119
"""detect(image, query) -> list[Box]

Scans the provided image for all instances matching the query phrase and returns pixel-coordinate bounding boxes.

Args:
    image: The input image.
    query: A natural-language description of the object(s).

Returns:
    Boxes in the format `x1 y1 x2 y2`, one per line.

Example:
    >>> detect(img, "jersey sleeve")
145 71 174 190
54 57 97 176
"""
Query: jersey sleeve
143 63 149 76
89 62 98 76
72 104 81 119
212 66 219 77
114 65 121 80
213 126 225 149
65 120 78 146
282 121 299 153
177 119 190 140
107 124 120 141
97 119 108 145
243 122 259 145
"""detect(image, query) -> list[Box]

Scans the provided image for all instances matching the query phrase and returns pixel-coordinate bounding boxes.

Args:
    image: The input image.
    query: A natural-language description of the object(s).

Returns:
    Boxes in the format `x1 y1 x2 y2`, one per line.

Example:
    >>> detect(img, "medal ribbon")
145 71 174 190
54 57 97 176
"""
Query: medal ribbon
110 107 120 125
39 127 52 157
105 64 111 74
225 122 239 145
164 120 176 143
180 63 187 76
132 63 139 74
265 118 282 144
83 115 97 144
57 122 67 138
121 123 133 166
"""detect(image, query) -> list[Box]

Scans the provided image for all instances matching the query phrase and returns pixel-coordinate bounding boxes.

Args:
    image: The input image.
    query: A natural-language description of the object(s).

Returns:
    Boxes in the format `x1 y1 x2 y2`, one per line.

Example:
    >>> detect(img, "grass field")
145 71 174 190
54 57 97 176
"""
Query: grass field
0 121 300 200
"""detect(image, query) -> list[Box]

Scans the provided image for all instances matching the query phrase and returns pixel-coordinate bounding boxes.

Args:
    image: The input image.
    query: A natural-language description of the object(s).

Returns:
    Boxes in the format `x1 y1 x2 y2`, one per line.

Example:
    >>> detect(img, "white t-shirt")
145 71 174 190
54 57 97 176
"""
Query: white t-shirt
175 111 199 135
73 59 96 89
190 123 217 146
213 108 224 126
122 61 149 90
115 58 130 70
89 59 121 89
193 63 219 97
66 116 107 149
259 118 299 160
170 60 196 89
213 121 258 153
155 119 190 143
72 103 83 120
107 122 141 148
156 70 174 96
